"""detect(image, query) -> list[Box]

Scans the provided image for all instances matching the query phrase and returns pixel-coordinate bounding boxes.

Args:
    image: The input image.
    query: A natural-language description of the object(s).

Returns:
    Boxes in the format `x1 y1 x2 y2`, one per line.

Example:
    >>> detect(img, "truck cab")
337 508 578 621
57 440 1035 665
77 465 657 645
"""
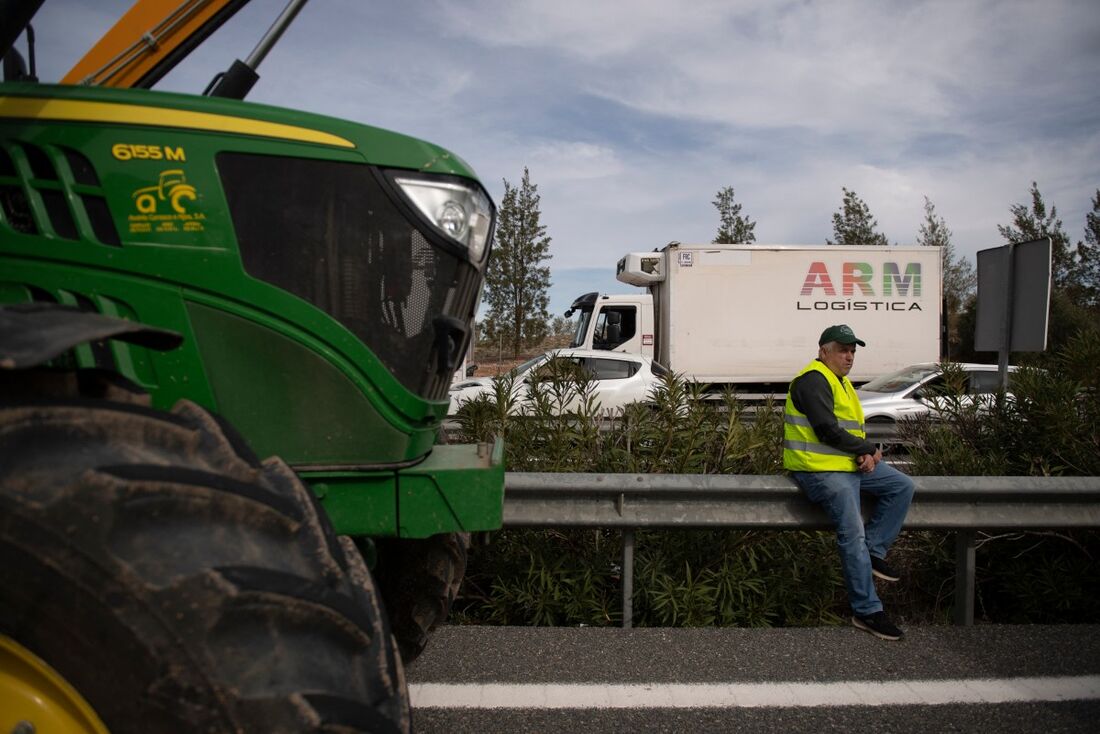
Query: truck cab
566 291 654 357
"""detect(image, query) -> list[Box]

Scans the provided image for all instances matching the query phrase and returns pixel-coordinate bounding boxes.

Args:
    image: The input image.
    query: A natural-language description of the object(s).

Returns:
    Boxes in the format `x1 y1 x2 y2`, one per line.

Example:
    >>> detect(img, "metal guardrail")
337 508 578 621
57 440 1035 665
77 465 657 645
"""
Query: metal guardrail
502 473 1100 627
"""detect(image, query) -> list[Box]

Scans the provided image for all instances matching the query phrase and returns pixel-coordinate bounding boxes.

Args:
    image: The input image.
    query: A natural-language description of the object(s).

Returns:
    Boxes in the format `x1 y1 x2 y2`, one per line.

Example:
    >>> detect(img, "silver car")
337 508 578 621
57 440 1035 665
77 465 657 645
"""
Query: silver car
856 362 1018 435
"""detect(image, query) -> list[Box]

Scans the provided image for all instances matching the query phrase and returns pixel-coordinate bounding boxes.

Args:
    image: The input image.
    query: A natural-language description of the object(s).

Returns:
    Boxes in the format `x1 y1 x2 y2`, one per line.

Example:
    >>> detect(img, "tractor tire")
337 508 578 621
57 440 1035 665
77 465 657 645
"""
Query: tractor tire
0 397 410 734
373 532 469 664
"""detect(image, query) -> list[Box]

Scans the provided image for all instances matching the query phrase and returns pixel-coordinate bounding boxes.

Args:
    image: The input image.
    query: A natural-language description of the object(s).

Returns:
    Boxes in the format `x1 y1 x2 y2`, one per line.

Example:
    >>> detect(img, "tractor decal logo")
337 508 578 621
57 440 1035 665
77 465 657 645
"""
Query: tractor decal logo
127 169 206 235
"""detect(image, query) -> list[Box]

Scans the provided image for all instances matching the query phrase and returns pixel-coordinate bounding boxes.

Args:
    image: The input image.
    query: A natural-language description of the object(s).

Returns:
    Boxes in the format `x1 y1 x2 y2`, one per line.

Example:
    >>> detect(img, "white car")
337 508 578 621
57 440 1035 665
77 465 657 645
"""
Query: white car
856 362 1018 425
448 348 669 415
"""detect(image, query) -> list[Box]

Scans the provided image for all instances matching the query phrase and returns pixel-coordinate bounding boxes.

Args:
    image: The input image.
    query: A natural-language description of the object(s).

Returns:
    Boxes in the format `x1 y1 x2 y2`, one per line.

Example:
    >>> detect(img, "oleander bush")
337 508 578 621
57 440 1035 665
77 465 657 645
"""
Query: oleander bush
448 329 1100 627
898 326 1100 623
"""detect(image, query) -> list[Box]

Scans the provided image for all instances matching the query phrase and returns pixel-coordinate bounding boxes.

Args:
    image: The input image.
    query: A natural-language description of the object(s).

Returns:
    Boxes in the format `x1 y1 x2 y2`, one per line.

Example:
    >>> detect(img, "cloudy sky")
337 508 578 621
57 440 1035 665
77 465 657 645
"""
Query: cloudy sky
25 0 1100 316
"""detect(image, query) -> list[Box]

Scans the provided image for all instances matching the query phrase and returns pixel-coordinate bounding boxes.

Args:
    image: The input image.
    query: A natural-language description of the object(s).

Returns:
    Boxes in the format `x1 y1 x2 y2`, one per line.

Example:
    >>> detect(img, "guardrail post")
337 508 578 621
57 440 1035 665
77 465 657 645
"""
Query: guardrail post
622 529 634 628
954 529 976 626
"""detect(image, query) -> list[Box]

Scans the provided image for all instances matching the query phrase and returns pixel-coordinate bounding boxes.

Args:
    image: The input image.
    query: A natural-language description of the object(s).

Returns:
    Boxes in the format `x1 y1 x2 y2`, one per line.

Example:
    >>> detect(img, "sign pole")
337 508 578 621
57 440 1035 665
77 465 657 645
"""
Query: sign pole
998 242 1016 392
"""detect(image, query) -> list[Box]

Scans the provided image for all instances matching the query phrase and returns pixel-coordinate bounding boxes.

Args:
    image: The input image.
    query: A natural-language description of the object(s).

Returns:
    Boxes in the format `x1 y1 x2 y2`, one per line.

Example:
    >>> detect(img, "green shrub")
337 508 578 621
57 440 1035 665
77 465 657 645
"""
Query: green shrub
632 530 845 627
454 369 785 475
901 328 1100 477
453 528 849 628
452 529 621 626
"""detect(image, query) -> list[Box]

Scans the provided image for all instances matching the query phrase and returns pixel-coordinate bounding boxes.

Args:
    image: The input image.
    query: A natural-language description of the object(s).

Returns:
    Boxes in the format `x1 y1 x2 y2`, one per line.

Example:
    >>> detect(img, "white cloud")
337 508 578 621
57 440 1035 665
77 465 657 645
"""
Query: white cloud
434 0 1099 150
434 0 742 59
525 141 624 183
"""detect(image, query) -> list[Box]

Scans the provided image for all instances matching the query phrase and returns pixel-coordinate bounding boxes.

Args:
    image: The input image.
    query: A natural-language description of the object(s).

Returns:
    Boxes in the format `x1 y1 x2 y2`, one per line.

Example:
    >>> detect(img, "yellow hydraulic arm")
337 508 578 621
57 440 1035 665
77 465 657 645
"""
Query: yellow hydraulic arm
61 0 250 89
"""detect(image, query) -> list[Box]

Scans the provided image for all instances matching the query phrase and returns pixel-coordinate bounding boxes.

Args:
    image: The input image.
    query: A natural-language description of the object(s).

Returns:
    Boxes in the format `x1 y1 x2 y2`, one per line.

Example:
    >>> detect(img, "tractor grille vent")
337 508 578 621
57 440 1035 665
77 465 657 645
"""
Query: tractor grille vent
0 141 121 247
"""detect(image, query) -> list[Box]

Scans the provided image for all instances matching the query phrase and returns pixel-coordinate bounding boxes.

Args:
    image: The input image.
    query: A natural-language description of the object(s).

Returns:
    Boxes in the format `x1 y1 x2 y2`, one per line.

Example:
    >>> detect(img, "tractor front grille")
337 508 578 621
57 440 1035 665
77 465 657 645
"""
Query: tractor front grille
218 152 480 401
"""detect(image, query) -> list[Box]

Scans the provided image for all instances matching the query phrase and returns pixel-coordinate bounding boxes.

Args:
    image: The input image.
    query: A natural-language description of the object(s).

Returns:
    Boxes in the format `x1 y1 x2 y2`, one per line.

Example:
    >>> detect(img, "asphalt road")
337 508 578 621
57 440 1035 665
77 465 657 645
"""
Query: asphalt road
406 624 1100 733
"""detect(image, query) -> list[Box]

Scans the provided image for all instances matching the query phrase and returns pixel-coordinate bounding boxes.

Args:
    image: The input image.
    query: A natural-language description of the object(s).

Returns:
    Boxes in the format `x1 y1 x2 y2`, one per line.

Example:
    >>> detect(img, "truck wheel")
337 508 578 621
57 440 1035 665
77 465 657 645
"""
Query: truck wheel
0 398 409 734
373 532 469 664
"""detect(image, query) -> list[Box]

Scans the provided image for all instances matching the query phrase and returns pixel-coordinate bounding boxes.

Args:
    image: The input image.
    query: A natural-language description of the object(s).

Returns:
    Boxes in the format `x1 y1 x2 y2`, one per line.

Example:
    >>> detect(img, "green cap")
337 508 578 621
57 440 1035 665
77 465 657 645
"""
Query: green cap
819 324 865 347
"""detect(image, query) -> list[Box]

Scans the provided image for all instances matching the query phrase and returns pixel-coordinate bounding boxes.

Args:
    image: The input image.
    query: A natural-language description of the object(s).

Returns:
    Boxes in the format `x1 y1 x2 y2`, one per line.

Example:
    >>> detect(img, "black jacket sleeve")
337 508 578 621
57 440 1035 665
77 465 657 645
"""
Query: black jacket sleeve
789 368 877 456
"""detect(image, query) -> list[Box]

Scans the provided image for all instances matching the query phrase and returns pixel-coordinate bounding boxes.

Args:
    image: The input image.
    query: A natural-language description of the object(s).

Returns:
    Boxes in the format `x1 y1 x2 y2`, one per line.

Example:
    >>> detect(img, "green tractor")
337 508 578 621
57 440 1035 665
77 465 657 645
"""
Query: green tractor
0 2 503 732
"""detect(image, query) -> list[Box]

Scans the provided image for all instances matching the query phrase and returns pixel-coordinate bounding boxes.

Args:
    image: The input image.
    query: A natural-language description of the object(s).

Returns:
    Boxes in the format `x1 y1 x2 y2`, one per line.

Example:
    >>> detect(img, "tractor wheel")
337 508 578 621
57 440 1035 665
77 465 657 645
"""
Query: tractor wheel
0 398 409 734
373 532 469 664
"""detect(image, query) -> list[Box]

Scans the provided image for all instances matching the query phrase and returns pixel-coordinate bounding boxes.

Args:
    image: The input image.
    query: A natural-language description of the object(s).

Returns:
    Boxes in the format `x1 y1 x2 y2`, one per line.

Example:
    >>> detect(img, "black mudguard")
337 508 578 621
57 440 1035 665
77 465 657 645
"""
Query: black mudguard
0 303 181 369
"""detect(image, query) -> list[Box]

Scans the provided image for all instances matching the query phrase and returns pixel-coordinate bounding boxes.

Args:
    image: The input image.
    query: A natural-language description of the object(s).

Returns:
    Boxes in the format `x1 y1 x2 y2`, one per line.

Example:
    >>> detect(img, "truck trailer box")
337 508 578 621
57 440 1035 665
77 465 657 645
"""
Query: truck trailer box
613 243 942 385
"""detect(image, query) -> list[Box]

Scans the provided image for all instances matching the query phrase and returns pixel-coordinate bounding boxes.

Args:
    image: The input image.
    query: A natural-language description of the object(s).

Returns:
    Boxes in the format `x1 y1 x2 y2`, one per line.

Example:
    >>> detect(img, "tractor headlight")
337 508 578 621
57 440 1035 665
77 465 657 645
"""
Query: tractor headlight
393 175 494 262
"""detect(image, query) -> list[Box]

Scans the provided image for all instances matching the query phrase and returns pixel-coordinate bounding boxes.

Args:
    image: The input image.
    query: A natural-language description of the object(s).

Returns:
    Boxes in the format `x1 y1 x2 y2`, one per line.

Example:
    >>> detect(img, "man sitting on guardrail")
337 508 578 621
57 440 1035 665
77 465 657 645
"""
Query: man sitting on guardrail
783 324 915 641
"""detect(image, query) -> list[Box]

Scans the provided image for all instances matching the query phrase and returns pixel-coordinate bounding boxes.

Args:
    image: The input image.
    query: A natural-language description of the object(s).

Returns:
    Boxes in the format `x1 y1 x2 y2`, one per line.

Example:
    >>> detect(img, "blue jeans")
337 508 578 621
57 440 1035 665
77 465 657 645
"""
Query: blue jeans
791 462 915 616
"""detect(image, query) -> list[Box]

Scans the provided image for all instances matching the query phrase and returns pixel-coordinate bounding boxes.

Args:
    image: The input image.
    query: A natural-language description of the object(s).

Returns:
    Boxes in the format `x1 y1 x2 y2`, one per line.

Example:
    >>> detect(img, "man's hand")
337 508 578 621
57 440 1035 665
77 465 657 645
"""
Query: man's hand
856 448 884 473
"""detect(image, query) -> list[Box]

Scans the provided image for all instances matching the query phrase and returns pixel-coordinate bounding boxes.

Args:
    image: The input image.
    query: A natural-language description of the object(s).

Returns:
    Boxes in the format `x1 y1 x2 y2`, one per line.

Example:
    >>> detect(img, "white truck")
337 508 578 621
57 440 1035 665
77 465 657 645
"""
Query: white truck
565 243 942 393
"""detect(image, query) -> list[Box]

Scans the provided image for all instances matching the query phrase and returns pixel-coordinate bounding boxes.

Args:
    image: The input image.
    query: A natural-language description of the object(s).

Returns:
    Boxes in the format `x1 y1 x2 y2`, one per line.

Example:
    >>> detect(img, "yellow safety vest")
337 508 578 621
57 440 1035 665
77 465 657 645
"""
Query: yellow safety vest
783 360 866 472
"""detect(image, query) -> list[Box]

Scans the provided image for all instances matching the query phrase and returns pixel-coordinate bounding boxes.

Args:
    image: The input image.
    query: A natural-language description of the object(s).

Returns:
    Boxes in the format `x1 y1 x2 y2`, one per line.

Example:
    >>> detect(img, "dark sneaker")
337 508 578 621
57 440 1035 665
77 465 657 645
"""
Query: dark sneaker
852 611 904 641
871 555 901 582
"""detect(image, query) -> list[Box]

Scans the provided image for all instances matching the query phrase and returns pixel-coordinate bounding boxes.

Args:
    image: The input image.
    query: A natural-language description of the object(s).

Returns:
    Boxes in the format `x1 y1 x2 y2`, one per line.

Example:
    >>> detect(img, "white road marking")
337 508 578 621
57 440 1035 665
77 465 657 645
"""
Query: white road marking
409 676 1100 709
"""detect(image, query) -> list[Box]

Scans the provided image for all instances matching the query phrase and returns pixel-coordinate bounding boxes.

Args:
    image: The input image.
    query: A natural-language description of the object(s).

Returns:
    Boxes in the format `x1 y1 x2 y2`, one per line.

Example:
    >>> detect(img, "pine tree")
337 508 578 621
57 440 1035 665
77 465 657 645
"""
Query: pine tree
482 167 552 358
990 183 1099 356
711 186 756 243
1074 189 1100 310
997 182 1073 289
827 187 889 246
917 197 974 358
